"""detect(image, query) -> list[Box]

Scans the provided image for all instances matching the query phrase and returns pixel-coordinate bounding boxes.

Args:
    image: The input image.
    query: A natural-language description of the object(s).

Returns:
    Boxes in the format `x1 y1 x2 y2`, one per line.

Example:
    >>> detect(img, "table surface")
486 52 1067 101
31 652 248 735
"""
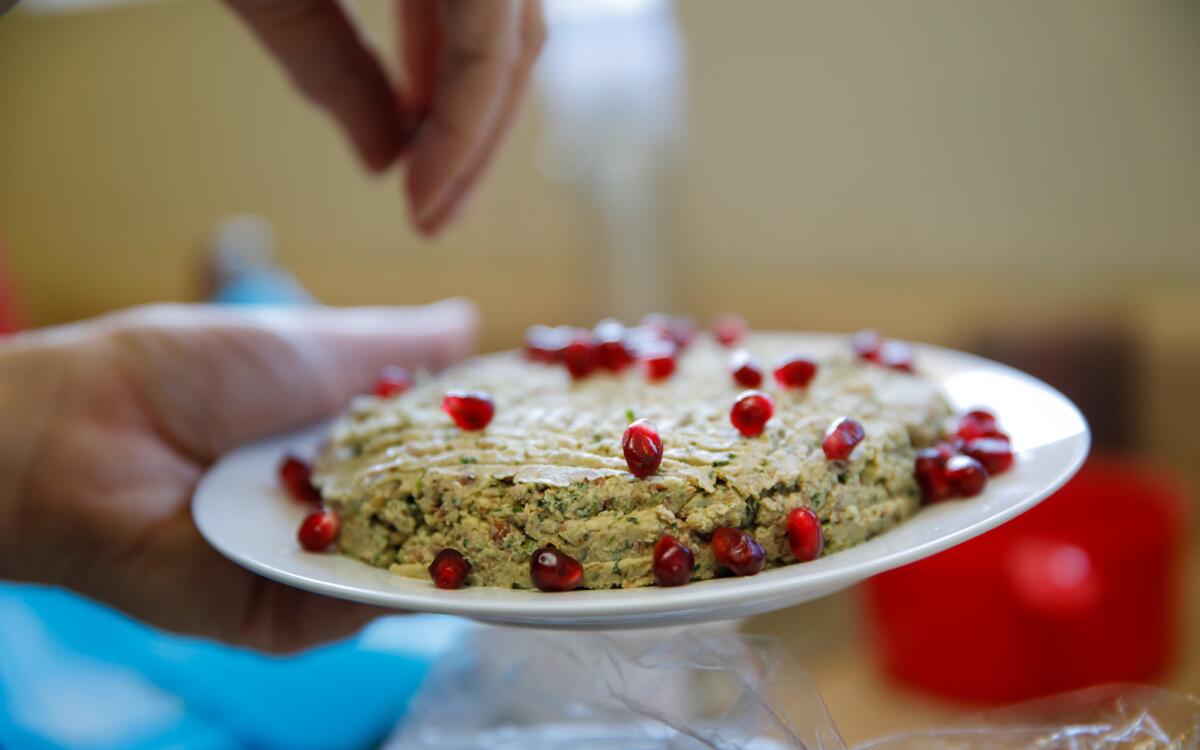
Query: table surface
740 542 1200 747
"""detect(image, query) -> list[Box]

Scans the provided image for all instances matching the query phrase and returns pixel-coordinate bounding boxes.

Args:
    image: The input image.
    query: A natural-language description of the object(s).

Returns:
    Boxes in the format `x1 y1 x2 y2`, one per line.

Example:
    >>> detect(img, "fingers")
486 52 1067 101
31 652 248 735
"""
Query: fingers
224 0 406 172
235 569 394 653
100 299 478 462
224 0 545 228
401 0 546 234
397 0 443 117
414 0 546 234
86 505 390 653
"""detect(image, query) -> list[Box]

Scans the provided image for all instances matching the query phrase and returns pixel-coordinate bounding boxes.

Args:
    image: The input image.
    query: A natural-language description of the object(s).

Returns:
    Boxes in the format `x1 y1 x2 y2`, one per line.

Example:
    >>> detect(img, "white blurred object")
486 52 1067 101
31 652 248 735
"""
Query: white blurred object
207 214 278 283
204 213 313 305
537 0 687 318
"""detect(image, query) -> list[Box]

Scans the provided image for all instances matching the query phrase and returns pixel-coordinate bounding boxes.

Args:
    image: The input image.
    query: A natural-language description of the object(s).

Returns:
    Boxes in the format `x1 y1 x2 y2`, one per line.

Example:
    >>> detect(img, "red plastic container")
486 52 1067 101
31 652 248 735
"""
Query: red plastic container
864 459 1187 703
0 234 21 334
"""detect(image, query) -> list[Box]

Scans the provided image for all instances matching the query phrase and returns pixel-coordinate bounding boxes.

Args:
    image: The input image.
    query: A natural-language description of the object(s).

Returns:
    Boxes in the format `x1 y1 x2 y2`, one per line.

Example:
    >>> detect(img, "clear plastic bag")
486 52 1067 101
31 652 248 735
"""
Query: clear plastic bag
386 625 1199 750
859 685 1200 750
387 624 844 749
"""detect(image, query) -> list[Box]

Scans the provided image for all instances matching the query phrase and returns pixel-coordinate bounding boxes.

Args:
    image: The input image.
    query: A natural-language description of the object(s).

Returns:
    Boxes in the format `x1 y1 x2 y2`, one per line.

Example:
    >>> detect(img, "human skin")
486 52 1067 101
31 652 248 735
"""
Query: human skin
0 300 476 652
222 0 547 235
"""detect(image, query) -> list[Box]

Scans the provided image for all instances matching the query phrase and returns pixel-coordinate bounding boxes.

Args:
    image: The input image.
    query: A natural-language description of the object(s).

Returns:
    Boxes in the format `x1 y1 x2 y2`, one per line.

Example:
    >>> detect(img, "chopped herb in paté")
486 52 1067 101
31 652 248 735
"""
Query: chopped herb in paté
745 496 760 522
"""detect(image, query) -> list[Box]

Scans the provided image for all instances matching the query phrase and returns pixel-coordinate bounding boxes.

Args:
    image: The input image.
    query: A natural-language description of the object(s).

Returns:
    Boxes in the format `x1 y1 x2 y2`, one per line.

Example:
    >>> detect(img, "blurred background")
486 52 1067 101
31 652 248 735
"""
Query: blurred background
1 0 1198 745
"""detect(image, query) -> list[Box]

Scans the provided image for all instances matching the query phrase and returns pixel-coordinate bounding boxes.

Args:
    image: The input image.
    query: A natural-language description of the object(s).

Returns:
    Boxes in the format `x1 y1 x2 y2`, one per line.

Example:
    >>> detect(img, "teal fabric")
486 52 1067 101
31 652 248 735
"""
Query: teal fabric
0 584 461 750
0 247 450 748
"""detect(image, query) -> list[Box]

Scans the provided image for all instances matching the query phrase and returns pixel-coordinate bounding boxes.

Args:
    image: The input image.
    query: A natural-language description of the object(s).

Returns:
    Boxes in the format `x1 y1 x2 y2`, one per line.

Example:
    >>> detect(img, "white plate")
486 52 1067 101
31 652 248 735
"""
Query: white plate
194 335 1089 629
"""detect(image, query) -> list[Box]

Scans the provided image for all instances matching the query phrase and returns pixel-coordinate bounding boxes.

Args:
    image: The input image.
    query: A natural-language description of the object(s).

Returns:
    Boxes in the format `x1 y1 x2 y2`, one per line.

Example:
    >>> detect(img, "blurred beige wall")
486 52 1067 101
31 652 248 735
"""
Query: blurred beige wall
1 0 1198 352
0 0 594 344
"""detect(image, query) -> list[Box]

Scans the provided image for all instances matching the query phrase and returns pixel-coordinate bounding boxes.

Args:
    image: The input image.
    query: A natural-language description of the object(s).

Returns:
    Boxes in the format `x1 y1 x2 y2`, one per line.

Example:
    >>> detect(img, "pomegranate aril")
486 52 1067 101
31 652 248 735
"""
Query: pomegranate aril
639 343 677 382
562 335 599 379
530 546 584 592
877 340 915 373
297 508 339 552
964 408 996 424
373 365 413 398
596 339 633 372
711 527 766 576
773 356 818 389
730 390 774 437
279 455 321 504
523 325 561 363
945 454 988 497
963 437 1014 476
652 535 695 587
730 350 764 388
914 445 954 502
941 436 966 453
786 507 824 562
593 318 624 340
712 314 747 347
956 409 999 440
641 313 696 350
443 391 495 431
851 329 884 361
822 417 865 460
593 320 633 372
428 548 472 589
622 419 664 478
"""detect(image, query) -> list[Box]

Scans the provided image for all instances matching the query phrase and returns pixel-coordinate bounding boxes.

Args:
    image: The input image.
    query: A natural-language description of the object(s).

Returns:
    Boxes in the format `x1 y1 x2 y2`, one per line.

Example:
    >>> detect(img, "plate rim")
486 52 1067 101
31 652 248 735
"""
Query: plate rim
193 334 1090 624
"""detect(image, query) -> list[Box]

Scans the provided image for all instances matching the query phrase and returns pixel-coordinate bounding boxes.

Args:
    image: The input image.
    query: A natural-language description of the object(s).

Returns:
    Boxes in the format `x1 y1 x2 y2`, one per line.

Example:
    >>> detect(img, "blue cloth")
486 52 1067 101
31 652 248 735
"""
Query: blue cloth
0 260 448 748
211 270 313 306
0 584 465 750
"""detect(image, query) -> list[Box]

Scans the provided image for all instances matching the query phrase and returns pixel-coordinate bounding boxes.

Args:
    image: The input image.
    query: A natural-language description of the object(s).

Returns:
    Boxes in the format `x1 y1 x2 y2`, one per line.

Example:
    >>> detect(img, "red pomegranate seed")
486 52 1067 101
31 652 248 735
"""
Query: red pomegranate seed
622 419 664 478
428 548 472 589
941 436 966 453
730 350 764 388
712 314 747 347
914 444 954 502
562 335 599 379
786 507 824 562
877 340 915 373
593 318 623 340
711 527 766 576
530 546 584 592
593 320 634 372
624 325 663 355
773 356 818 389
851 329 884 361
373 365 412 398
297 508 339 552
822 417 865 460
641 313 696 349
523 325 559 363
442 391 494 431
956 409 998 440
639 343 677 382
730 390 774 437
652 535 695 587
963 437 1014 476
597 339 633 372
279 455 321 504
945 455 988 497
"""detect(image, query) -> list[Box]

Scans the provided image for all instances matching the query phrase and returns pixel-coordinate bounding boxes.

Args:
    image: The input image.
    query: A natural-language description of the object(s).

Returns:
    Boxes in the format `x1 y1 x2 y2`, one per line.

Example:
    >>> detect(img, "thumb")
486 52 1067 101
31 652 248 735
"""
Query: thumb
102 299 478 463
